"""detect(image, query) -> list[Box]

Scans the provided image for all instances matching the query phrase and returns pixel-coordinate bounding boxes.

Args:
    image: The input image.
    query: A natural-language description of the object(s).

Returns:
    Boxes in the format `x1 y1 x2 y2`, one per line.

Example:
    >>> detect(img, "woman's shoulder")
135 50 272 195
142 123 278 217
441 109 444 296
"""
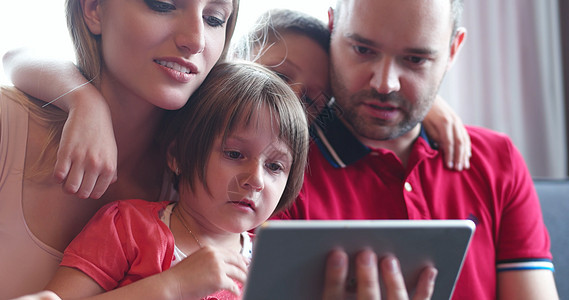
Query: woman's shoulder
1 85 67 122
1 86 27 115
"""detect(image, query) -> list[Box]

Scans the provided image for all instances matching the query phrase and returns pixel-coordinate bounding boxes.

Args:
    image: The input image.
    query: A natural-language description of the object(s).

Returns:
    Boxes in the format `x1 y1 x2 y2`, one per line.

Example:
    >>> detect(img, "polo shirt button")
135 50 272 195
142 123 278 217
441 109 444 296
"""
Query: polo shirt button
404 182 413 192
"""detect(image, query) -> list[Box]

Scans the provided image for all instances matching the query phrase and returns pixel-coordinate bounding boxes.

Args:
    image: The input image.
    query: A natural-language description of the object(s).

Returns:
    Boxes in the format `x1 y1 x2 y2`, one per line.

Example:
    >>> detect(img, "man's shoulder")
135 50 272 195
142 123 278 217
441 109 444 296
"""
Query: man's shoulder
465 125 509 139
465 125 514 149
463 126 526 170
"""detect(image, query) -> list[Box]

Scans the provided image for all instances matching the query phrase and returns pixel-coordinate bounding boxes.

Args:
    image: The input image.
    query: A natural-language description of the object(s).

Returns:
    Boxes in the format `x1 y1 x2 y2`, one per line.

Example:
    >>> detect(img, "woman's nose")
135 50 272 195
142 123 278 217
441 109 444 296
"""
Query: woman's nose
175 11 205 54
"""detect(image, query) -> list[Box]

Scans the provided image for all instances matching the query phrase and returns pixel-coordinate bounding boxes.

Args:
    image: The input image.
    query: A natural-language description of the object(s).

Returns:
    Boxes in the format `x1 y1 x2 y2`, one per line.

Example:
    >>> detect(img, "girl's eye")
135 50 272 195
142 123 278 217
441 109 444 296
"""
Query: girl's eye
224 150 243 160
266 162 285 173
144 0 176 13
204 15 226 28
274 72 291 83
301 95 315 107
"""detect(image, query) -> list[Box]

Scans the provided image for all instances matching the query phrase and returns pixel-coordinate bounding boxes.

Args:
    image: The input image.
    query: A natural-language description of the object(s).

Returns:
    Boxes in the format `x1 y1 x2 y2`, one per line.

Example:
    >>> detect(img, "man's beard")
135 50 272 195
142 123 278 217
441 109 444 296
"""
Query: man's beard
331 73 433 141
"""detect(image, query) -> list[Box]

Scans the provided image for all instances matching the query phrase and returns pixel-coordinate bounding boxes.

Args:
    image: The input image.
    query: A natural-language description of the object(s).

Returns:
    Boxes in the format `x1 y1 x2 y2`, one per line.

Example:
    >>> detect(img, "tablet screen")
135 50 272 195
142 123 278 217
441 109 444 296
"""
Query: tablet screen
243 219 475 300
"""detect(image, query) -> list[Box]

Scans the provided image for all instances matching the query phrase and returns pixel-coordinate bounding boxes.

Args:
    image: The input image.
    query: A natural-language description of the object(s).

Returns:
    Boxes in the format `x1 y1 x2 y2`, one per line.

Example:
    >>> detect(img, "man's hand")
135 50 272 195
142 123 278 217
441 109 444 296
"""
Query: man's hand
322 249 437 300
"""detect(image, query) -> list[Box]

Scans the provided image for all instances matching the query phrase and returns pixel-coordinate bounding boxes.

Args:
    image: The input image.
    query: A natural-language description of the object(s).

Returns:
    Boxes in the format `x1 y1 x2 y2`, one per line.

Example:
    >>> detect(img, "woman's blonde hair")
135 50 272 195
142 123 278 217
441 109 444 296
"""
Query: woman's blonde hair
163 61 309 213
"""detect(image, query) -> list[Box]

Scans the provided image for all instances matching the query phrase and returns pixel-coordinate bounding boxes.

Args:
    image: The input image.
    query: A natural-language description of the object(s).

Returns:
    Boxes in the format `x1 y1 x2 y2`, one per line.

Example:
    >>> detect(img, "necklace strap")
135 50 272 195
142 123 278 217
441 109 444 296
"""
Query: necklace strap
174 205 203 248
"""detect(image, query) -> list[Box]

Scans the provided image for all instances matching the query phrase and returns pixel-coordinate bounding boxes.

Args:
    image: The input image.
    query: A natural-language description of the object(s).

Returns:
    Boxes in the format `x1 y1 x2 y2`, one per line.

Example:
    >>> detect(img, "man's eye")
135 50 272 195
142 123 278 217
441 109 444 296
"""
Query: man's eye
224 150 243 159
145 0 176 12
204 16 226 28
406 56 427 64
353 45 371 55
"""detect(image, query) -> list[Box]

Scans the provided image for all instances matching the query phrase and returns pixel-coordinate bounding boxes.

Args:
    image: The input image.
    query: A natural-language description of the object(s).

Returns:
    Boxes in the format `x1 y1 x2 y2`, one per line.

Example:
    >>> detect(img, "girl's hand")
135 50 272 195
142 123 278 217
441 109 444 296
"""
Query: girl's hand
55 86 117 199
167 246 249 299
423 95 471 171
3 47 118 199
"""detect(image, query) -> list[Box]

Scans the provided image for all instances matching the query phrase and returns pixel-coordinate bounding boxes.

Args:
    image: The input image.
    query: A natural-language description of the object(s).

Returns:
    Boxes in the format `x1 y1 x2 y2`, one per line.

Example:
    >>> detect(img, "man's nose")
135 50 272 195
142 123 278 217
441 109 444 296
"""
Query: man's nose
369 57 401 94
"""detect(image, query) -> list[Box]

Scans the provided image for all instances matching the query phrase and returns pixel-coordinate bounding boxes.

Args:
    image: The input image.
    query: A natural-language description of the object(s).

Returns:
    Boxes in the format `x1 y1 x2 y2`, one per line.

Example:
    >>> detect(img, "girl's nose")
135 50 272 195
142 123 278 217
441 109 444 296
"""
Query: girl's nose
241 162 264 192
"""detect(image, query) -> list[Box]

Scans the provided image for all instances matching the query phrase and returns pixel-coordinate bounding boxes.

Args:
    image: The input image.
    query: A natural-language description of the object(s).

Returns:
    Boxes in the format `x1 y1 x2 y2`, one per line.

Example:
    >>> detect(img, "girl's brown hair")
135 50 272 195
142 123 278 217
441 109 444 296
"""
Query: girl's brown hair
163 61 309 212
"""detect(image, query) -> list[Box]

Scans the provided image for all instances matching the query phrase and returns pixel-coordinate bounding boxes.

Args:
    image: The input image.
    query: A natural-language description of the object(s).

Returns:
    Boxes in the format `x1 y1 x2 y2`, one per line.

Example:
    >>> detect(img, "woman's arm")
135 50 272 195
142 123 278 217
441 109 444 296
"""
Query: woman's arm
423 95 471 171
3 48 117 199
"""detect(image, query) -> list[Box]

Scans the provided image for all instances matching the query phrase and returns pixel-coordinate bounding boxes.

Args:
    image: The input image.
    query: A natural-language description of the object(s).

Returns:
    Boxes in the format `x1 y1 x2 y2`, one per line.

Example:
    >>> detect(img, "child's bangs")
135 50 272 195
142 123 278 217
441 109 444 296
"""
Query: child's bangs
221 95 284 144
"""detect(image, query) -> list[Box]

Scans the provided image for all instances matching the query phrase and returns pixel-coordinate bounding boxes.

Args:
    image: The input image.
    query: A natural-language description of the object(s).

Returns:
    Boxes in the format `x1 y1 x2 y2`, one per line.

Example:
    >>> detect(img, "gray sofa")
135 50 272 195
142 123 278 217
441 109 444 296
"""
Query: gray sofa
534 179 569 298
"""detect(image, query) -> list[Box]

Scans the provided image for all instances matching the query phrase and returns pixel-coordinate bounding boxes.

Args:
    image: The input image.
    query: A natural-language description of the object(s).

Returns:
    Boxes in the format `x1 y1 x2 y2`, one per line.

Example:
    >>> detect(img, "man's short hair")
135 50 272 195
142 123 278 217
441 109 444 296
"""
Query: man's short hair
334 0 464 39
450 0 464 38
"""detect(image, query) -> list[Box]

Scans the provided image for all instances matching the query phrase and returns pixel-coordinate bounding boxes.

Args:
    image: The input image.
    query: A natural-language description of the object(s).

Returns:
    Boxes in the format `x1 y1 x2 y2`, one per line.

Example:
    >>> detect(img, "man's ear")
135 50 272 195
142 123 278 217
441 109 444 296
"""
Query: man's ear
447 27 466 70
328 7 335 33
81 0 103 35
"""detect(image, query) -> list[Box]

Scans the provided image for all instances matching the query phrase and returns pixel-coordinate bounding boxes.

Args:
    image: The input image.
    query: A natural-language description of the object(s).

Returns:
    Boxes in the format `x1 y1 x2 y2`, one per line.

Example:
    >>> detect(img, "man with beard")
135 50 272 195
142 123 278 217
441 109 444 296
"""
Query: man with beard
276 0 559 299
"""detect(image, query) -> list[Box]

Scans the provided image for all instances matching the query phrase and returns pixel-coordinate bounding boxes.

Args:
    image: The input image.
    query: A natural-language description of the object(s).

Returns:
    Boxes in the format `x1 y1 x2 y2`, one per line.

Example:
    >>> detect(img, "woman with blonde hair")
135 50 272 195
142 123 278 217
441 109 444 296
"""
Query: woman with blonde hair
0 0 239 297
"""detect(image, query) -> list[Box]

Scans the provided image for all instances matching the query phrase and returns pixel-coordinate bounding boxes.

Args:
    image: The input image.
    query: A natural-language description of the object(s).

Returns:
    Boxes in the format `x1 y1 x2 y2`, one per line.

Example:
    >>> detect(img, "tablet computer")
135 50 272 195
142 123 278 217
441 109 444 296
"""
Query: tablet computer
243 219 475 300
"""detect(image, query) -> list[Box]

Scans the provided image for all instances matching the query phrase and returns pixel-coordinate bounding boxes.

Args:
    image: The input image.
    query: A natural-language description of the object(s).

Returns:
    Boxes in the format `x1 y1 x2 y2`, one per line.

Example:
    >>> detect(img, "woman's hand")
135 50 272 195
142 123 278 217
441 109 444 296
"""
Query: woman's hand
423 95 471 171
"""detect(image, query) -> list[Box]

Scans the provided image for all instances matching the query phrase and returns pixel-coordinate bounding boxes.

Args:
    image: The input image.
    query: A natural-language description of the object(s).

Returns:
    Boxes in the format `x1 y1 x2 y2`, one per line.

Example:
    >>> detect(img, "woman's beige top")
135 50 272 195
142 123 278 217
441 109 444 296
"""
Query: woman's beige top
0 93 178 299
0 95 64 298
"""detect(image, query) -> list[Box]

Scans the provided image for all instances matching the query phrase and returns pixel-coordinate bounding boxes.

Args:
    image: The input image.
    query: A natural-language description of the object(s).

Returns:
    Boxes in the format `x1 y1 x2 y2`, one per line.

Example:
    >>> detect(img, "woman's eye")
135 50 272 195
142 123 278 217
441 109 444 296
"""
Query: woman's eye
144 0 176 12
204 15 226 28
224 150 243 160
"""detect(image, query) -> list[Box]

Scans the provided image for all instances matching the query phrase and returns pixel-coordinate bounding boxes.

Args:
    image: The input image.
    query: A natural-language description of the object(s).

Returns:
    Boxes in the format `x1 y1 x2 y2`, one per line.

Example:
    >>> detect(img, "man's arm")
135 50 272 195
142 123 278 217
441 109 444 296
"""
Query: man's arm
498 270 558 300
3 48 117 199
494 134 559 300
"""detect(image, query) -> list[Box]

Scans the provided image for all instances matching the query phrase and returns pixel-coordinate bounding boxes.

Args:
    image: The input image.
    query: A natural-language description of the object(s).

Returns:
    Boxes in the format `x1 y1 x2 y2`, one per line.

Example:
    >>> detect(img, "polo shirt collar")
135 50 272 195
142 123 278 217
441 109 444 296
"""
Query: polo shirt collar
311 102 437 168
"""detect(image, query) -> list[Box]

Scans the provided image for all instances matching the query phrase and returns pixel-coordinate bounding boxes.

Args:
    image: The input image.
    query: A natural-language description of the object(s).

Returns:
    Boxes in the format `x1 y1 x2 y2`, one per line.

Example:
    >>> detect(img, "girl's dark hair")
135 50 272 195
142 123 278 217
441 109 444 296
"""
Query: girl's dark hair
233 8 330 61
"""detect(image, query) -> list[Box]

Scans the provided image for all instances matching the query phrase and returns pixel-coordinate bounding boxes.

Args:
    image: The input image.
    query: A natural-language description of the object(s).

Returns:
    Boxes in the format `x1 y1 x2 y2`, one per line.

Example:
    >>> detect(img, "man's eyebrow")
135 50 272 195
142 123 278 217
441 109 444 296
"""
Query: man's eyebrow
344 33 378 48
345 33 439 56
403 47 438 56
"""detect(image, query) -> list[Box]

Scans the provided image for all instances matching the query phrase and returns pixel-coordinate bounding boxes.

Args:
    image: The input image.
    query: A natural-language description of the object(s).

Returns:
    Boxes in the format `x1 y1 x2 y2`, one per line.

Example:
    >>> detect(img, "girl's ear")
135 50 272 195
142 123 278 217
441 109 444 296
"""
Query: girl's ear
81 0 103 35
166 143 180 175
